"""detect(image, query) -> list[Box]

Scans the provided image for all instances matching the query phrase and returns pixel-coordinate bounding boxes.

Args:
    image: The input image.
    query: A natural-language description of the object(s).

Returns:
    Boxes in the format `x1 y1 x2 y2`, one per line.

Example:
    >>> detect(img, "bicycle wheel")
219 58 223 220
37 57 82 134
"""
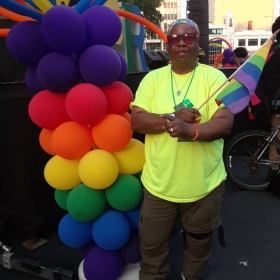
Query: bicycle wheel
224 130 280 190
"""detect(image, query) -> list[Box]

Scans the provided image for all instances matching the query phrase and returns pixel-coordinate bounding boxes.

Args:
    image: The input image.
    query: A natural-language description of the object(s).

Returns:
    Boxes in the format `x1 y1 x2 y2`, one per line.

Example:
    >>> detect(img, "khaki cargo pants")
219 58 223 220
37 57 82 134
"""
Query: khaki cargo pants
139 182 225 280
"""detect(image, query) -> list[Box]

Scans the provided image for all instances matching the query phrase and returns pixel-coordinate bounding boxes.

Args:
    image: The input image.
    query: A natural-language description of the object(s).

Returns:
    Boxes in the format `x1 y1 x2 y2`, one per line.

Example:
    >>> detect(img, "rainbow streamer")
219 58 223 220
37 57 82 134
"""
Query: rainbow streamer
215 34 276 114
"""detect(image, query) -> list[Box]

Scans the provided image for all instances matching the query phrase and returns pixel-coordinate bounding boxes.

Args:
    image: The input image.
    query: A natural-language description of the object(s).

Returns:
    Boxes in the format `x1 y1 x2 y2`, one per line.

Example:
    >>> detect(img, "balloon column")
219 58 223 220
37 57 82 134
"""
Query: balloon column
5 2 146 280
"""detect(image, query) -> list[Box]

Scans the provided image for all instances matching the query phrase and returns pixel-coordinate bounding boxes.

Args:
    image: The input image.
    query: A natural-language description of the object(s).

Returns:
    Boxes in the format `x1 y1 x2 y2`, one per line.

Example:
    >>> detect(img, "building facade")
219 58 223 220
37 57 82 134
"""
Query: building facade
144 0 277 62
211 0 276 32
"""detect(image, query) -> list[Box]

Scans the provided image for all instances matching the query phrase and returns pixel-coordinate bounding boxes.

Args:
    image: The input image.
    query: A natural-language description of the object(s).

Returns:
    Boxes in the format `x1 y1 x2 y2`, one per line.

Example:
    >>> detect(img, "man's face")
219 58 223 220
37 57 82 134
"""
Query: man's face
167 24 199 64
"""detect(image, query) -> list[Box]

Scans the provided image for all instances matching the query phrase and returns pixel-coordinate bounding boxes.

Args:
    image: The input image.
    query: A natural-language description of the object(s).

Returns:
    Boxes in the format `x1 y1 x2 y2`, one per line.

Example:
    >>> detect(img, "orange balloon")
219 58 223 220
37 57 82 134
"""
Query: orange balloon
52 121 94 160
0 7 35 22
0 29 10 37
39 128 56 155
92 114 132 152
122 112 131 124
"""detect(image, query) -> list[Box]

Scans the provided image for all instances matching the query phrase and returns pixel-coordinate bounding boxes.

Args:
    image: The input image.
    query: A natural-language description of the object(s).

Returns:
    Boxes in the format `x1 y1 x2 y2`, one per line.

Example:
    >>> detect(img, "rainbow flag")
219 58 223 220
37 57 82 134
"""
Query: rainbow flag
215 34 276 114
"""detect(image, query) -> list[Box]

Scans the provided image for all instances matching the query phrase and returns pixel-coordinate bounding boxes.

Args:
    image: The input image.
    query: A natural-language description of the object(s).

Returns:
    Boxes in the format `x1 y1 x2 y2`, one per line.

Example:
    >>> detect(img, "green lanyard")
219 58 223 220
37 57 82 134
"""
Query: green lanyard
170 62 197 108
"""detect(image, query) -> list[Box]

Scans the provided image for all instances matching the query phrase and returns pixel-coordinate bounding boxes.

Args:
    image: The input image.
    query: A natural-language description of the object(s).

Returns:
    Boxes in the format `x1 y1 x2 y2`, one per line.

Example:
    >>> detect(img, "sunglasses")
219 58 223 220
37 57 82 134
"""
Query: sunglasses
167 33 197 45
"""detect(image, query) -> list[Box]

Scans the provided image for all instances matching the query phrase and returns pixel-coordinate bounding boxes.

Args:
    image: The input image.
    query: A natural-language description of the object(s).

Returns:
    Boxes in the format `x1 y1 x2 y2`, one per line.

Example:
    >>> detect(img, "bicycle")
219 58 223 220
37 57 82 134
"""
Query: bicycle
223 119 280 191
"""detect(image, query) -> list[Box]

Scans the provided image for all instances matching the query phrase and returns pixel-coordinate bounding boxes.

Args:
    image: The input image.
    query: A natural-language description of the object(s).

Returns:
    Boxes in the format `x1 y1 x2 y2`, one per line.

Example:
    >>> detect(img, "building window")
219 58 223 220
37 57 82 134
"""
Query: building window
164 23 168 33
164 2 170 8
224 19 226 24
238 39 246 46
248 39 258 46
229 18 232 27
260 38 267 45
209 29 223 35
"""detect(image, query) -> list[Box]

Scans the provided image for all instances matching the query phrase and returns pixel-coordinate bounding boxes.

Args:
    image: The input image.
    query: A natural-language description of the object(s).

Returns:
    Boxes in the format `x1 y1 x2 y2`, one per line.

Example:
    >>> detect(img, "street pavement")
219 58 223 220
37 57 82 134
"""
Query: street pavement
1 180 280 280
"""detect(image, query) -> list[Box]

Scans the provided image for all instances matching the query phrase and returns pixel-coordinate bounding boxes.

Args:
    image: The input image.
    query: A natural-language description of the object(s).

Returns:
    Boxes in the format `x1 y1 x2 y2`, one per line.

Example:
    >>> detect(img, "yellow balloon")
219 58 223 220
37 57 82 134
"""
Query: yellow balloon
78 149 119 190
112 139 145 174
44 155 81 190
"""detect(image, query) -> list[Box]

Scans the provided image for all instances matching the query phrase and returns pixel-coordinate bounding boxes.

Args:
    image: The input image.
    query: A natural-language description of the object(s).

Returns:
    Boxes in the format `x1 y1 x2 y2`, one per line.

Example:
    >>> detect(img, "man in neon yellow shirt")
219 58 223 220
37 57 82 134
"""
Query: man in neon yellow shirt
131 19 234 280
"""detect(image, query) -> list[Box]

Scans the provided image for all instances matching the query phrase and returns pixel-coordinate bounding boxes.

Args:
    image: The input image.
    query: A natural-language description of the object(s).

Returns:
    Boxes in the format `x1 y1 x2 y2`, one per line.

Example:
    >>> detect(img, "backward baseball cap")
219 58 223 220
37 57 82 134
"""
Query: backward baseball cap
167 19 200 39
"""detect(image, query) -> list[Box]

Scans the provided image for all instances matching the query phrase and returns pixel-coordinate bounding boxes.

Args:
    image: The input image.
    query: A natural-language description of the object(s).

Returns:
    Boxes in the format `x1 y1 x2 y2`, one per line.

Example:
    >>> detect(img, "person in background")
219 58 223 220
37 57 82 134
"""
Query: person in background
256 16 280 175
130 18 234 280
233 47 250 67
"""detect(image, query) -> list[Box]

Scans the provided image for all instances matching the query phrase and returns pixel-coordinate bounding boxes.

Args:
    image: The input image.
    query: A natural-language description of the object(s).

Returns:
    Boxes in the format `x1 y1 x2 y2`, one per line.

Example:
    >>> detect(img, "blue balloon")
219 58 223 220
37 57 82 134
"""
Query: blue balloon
123 204 141 229
90 0 108 7
58 213 94 248
24 0 39 9
0 0 43 21
73 0 92 14
92 210 131 250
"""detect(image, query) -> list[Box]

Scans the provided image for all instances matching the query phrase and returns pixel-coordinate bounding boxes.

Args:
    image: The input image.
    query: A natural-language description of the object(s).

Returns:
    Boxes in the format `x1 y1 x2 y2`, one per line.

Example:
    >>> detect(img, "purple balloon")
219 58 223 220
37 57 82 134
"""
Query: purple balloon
228 56 235 65
25 66 45 95
223 48 233 58
115 51 128 82
77 241 96 258
83 246 123 280
222 57 228 65
6 21 53 67
41 5 87 54
37 52 81 93
120 230 141 264
79 45 121 87
81 6 122 49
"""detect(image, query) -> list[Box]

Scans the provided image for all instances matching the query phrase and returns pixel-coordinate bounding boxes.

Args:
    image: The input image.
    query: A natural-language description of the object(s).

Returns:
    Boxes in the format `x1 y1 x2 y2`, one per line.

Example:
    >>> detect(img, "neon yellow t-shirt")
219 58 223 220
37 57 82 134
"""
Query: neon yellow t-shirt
130 63 228 203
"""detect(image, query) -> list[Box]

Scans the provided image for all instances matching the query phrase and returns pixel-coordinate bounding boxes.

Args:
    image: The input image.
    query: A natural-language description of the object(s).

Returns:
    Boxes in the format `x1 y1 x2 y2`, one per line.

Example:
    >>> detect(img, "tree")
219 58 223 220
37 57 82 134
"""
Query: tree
118 0 163 38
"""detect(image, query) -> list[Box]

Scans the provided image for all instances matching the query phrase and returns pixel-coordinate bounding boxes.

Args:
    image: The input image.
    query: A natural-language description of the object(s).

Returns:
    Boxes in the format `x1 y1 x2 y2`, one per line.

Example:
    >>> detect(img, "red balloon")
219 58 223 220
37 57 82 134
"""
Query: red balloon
65 83 107 126
101 81 134 115
28 90 71 130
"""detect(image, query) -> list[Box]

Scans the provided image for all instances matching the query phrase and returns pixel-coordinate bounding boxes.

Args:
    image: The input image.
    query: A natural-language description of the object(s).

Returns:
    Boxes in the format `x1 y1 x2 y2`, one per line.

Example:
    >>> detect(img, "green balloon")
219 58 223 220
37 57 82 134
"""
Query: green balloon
67 183 107 222
105 174 143 211
54 189 71 211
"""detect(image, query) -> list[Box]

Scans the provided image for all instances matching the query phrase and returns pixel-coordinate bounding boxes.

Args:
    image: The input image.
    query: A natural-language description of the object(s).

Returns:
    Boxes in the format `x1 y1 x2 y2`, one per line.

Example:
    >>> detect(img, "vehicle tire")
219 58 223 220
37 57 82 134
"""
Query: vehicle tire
223 130 280 191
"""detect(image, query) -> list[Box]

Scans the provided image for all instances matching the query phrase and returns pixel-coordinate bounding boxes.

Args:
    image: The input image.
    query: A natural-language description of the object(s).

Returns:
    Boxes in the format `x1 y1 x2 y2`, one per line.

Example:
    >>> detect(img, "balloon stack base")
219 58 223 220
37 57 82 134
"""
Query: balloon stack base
0 241 75 280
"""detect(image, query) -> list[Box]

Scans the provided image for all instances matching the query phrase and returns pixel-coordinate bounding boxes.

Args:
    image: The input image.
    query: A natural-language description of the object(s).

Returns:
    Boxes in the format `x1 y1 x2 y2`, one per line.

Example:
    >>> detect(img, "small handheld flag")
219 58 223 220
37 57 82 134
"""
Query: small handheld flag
198 30 280 114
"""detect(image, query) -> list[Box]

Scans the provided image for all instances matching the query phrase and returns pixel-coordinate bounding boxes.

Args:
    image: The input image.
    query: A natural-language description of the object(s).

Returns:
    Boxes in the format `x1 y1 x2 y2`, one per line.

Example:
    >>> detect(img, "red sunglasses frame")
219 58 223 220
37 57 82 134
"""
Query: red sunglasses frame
167 33 197 45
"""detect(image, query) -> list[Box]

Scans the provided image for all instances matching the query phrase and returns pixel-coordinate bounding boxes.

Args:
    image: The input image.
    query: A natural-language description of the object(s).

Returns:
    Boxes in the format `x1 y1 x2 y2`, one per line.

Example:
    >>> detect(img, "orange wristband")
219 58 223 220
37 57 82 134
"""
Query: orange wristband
189 123 199 141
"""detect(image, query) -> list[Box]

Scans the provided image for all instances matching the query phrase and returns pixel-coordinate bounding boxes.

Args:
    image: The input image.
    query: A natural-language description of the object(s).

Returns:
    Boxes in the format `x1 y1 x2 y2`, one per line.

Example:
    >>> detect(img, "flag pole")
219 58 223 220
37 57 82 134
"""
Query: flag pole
197 31 279 111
